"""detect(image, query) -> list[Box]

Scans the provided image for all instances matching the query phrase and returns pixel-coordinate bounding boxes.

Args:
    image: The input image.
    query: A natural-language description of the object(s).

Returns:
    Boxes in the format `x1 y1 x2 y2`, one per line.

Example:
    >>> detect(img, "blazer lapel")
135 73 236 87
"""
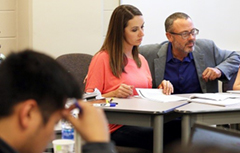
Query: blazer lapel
192 47 206 92
154 43 168 87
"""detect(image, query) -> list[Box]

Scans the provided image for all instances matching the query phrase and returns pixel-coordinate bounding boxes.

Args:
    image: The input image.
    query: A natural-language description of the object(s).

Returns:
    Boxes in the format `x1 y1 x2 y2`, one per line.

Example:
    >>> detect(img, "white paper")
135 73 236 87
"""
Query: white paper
190 93 240 100
189 98 240 107
135 88 188 102
190 93 231 101
227 90 240 94
189 93 240 107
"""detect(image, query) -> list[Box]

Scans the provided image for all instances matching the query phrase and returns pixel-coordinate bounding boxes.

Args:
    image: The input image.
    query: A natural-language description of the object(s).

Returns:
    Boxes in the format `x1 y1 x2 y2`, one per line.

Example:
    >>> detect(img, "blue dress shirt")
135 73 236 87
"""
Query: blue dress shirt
164 43 202 94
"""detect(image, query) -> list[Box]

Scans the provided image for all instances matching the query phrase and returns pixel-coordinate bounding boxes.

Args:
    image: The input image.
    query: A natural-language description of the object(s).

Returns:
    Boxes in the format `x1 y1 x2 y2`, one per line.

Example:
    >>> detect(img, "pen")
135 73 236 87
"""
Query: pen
109 102 118 105
109 98 114 103
74 100 82 113
106 98 114 103
93 103 117 107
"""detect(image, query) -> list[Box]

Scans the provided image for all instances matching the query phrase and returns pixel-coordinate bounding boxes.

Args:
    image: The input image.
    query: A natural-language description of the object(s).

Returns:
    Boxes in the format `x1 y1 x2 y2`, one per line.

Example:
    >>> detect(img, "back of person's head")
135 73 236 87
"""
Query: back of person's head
0 49 82 123
165 12 191 32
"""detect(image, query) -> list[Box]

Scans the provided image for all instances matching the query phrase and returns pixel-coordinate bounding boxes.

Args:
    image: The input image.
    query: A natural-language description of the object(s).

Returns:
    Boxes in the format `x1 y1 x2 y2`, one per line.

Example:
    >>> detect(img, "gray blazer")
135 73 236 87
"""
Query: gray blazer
139 39 240 93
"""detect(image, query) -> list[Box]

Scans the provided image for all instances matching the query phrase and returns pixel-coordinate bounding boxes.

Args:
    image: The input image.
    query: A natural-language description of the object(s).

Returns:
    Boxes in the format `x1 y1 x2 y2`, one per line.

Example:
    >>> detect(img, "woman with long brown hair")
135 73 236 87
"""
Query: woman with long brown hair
85 4 173 150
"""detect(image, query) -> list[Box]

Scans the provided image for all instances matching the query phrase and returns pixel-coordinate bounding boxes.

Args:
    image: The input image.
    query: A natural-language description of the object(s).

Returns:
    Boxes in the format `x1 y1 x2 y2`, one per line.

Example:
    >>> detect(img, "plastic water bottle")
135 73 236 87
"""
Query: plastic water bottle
61 98 78 140
61 119 74 140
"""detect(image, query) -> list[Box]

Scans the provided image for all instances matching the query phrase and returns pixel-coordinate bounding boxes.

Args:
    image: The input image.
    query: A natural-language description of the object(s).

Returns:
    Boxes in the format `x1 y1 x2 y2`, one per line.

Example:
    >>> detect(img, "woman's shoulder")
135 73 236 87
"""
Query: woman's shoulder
138 53 145 59
138 54 148 62
95 50 109 58
88 51 110 72
92 51 109 62
138 53 150 69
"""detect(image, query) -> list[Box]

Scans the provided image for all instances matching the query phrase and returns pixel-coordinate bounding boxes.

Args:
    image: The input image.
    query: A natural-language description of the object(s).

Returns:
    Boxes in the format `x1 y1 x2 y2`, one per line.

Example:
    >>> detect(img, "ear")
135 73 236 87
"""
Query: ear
18 99 38 129
166 32 173 42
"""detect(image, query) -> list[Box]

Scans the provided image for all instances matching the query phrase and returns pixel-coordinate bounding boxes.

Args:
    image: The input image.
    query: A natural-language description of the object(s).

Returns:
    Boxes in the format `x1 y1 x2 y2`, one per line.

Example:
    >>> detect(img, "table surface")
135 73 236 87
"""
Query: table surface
101 96 189 114
175 102 240 114
101 96 189 153
173 93 240 145
52 94 240 153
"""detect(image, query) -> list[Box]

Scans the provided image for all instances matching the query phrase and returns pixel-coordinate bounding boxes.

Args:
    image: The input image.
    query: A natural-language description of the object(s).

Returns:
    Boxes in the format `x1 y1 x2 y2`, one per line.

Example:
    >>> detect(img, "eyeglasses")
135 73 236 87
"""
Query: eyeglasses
169 28 199 39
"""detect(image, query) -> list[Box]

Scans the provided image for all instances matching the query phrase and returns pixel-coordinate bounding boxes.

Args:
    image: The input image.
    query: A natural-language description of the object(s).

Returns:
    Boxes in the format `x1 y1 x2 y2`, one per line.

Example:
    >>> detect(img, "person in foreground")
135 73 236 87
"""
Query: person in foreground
233 66 240 90
85 4 175 151
0 50 116 153
140 12 240 94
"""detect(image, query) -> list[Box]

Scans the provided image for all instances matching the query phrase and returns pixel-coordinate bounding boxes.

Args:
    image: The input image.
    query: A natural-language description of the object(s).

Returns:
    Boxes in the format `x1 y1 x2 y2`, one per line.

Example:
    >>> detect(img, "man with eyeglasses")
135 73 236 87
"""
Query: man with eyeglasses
140 12 240 94
139 12 240 148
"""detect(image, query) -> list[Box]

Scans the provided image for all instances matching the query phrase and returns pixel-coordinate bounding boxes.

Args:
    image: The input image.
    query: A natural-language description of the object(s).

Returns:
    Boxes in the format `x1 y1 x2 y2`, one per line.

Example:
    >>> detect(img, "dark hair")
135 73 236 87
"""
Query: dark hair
100 4 143 78
0 49 82 123
165 12 191 32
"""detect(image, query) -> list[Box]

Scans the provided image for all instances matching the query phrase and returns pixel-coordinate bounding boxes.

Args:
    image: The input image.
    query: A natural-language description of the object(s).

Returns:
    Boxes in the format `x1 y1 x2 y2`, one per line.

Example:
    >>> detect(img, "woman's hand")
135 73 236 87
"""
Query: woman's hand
113 84 133 98
102 84 133 98
158 80 174 95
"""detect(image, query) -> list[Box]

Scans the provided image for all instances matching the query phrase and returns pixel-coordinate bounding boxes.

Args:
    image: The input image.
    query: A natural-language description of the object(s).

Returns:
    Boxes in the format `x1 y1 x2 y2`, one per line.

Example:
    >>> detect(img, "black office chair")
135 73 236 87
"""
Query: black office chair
56 53 152 153
56 53 93 92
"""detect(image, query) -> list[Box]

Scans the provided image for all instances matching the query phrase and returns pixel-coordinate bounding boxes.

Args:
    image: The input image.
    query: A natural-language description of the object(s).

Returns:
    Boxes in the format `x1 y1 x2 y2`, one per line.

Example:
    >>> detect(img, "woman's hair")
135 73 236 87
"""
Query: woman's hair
100 4 143 78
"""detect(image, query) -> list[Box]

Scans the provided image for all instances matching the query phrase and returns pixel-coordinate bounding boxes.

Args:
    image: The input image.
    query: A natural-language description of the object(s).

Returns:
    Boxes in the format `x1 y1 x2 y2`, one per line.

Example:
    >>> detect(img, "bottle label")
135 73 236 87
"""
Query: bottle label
62 128 74 140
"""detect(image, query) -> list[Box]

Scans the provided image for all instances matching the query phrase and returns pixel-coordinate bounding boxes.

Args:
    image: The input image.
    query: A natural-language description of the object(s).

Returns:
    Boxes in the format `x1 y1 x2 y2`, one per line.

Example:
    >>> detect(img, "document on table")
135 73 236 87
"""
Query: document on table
188 93 240 107
227 90 240 94
135 88 188 102
189 93 239 101
189 98 240 107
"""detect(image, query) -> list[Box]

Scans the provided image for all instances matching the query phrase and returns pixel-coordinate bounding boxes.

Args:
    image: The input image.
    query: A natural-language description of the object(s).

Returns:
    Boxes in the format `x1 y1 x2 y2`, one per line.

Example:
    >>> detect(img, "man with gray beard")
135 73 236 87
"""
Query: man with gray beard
140 12 240 94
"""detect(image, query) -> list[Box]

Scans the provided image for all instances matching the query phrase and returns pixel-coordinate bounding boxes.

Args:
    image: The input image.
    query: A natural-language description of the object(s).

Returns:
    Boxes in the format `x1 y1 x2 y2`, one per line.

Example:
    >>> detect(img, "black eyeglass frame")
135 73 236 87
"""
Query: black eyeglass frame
169 28 199 39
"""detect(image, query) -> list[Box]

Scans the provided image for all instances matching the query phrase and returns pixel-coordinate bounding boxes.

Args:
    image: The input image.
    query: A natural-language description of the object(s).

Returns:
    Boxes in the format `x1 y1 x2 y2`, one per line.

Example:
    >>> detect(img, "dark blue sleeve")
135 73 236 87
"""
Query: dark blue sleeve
219 69 226 80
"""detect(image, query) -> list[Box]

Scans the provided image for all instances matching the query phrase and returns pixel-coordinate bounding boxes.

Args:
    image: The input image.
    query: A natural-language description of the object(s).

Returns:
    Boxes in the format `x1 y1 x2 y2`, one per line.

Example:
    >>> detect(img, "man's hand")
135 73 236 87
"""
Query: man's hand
158 80 174 95
202 67 221 82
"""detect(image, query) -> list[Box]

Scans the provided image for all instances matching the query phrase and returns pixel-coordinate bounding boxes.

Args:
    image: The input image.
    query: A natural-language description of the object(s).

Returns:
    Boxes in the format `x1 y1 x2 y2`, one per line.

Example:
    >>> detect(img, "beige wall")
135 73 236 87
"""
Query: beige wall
121 0 240 52
18 0 32 51
29 0 119 58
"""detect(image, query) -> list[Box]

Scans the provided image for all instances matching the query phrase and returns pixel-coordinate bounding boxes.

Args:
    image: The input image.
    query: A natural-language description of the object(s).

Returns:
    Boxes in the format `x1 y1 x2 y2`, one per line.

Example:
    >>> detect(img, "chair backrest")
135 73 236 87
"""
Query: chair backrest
190 122 240 151
56 53 93 92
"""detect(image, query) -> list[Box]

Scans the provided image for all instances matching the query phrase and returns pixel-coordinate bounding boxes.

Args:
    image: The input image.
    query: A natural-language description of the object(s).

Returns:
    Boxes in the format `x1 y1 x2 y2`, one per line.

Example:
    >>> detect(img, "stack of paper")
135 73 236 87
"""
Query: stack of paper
189 93 233 101
189 93 240 107
135 88 188 102
227 90 240 94
136 88 240 106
